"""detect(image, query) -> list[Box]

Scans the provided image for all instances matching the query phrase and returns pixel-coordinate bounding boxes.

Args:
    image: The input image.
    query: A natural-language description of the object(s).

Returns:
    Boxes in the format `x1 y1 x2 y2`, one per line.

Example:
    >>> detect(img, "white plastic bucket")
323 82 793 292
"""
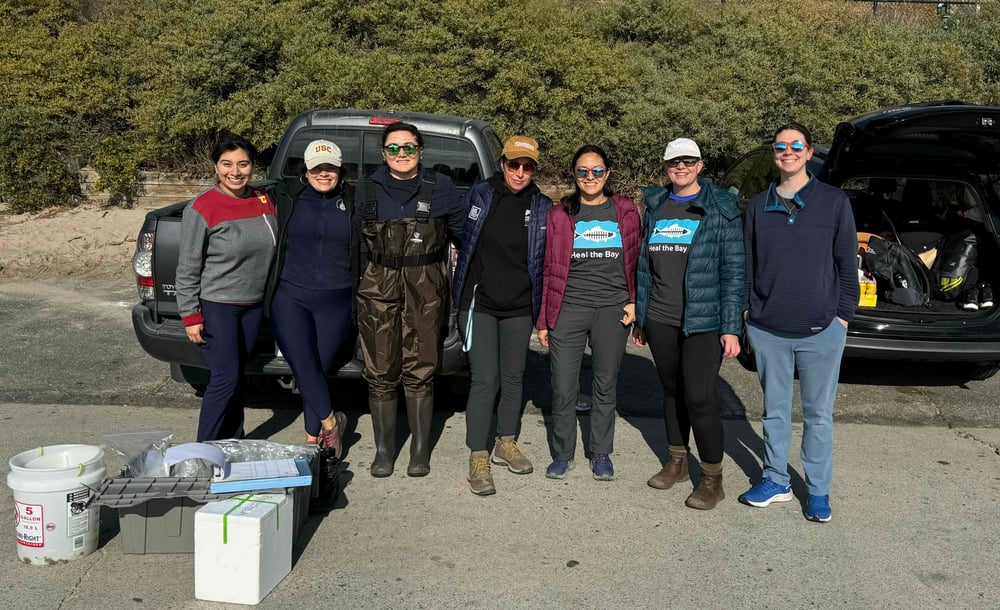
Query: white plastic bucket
6 444 106 565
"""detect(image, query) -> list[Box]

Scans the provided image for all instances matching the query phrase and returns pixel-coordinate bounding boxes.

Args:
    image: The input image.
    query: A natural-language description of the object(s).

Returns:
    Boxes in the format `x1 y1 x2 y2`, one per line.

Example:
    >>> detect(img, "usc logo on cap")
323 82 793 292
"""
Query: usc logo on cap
315 144 333 153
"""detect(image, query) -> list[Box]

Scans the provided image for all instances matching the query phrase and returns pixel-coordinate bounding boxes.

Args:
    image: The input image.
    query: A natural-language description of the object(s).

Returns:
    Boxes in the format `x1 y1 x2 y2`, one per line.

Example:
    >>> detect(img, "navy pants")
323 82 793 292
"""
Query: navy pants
269 283 353 436
197 300 263 442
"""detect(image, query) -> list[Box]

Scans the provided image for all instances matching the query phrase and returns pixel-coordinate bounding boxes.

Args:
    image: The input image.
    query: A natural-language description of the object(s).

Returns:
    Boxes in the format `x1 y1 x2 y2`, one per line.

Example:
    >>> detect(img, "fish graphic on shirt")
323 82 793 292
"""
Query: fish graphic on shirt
650 219 699 244
573 221 622 248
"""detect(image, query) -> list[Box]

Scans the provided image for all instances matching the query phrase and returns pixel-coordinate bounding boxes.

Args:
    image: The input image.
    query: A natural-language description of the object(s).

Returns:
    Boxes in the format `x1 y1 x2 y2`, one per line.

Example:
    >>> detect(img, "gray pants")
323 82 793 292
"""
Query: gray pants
459 310 533 451
548 302 629 460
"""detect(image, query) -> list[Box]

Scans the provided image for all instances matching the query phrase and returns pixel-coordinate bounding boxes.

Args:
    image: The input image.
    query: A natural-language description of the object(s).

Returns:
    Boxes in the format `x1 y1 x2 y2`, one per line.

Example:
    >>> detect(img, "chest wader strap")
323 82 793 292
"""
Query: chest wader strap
416 167 436 223
363 175 378 223
367 248 446 269
362 168 438 224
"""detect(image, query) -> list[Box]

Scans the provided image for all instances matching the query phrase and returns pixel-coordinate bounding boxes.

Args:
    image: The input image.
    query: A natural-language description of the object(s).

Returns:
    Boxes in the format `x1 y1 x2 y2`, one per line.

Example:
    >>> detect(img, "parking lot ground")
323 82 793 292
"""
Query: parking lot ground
1 402 997 609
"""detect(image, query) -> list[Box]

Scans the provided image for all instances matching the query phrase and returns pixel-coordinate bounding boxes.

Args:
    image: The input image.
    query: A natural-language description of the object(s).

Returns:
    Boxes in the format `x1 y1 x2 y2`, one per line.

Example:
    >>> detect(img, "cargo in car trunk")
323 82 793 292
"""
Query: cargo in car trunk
847 176 998 319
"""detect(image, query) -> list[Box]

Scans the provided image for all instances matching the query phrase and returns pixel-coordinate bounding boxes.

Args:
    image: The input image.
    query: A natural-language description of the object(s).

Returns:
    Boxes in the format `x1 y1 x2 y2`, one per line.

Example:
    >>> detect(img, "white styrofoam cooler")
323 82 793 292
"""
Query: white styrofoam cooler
194 493 292 605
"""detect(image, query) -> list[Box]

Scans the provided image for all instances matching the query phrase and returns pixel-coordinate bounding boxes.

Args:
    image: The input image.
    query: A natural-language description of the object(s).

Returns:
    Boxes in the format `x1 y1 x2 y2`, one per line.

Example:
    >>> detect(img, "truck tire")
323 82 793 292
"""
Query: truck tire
966 361 1000 381
170 363 208 392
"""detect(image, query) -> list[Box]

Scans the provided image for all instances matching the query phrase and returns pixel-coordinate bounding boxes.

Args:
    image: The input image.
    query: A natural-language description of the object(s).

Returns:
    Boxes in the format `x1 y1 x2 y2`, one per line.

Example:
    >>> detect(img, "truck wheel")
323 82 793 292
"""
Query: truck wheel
966 361 1000 381
170 363 208 392
436 376 470 407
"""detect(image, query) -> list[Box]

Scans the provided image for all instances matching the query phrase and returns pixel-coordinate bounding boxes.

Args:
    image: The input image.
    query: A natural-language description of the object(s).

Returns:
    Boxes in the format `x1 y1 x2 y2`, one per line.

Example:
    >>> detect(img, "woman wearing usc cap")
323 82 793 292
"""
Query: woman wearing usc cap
264 139 355 452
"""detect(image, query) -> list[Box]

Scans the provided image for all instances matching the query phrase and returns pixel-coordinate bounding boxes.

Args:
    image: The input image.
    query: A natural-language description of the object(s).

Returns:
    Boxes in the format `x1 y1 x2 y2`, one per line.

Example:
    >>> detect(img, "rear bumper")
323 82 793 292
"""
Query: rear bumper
132 303 207 368
132 303 468 378
845 334 1000 362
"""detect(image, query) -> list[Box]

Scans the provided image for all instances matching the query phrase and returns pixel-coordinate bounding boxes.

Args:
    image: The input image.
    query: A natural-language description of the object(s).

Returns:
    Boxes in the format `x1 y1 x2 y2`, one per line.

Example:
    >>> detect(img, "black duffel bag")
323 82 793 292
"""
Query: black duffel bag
864 234 931 306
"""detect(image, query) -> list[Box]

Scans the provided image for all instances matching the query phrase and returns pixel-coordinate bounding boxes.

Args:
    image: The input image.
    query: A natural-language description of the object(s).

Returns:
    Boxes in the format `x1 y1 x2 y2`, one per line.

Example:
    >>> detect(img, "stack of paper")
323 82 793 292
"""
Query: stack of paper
209 459 311 493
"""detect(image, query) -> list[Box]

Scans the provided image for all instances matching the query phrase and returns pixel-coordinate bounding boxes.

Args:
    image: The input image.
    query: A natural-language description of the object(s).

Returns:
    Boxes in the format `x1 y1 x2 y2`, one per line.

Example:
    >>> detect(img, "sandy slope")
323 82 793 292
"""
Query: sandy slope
0 179 572 279
0 202 146 278
0 183 210 280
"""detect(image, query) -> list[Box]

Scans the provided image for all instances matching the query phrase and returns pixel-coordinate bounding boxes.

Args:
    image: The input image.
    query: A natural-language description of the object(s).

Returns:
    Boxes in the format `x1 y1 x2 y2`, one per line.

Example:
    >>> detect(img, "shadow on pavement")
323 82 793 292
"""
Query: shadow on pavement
838 357 998 386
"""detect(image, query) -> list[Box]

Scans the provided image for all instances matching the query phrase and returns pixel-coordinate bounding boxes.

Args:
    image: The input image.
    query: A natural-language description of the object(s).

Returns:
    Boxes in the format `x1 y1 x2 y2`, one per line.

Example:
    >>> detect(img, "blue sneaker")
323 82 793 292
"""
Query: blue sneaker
806 494 832 523
739 478 793 507
590 453 614 481
545 459 575 479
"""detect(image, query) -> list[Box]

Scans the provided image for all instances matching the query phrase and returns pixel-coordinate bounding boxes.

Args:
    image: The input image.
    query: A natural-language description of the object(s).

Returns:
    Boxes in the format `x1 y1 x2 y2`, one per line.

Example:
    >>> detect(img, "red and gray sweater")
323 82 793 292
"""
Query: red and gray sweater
175 185 277 326
536 195 641 330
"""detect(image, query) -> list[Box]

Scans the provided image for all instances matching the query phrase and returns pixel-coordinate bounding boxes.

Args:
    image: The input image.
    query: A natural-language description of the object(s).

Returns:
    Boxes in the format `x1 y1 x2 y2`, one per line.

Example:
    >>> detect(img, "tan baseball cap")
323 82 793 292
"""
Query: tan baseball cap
502 135 540 163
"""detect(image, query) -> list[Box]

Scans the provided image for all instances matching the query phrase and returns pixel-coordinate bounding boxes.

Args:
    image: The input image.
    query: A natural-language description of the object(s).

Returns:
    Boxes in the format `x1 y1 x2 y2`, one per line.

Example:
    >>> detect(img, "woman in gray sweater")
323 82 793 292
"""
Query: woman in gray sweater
175 132 277 441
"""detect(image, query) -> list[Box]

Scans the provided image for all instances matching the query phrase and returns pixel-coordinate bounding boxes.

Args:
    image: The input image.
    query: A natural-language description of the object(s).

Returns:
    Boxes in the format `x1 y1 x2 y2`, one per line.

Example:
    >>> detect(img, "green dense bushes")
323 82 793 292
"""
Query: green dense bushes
1 0 998 212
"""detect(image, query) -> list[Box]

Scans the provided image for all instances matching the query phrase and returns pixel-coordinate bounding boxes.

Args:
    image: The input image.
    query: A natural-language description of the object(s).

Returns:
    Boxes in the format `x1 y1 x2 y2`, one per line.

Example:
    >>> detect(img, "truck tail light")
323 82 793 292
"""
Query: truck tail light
369 117 402 125
133 230 155 301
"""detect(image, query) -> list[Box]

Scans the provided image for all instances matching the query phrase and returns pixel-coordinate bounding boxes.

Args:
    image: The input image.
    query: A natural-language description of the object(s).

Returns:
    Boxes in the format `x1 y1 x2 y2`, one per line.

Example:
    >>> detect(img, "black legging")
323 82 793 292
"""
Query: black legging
643 320 724 464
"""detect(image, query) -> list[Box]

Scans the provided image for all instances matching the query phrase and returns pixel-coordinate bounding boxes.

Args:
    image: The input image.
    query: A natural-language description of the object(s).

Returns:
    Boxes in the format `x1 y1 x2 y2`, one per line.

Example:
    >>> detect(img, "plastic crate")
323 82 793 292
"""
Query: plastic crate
92 477 309 554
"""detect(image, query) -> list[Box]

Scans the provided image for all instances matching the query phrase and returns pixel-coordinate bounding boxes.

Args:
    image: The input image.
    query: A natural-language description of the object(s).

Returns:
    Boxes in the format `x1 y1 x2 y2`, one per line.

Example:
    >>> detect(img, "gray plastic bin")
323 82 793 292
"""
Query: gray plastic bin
91 477 309 554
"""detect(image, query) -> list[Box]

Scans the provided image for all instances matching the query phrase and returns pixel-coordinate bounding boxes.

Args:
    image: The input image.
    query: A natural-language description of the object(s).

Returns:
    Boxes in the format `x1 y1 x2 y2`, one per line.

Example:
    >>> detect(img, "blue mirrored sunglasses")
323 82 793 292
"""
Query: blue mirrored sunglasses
772 140 807 153
575 166 606 179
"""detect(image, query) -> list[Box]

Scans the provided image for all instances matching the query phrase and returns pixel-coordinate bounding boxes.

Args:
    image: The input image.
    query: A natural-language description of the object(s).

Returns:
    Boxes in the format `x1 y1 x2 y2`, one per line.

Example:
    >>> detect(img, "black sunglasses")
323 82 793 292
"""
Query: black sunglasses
506 160 537 173
665 157 700 168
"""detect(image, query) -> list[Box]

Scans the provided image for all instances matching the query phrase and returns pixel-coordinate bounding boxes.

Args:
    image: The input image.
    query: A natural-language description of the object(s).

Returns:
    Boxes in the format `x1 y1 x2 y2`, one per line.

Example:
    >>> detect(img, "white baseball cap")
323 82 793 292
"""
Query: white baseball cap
663 138 701 161
304 139 343 169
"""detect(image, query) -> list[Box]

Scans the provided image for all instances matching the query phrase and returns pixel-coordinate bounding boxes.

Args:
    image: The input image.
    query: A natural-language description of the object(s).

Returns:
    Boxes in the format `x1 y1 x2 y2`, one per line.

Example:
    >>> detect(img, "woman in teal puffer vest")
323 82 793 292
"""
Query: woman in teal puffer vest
633 138 744 511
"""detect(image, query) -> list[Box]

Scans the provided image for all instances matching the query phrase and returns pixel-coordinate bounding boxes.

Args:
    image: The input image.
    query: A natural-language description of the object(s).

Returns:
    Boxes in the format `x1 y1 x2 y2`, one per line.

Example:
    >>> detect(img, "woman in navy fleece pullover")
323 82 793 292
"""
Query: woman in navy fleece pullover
740 122 858 524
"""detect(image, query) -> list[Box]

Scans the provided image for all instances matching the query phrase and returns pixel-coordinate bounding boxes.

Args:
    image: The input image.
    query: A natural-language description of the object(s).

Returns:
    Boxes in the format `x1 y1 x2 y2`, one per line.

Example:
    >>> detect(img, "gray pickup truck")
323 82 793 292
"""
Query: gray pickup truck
131 109 503 388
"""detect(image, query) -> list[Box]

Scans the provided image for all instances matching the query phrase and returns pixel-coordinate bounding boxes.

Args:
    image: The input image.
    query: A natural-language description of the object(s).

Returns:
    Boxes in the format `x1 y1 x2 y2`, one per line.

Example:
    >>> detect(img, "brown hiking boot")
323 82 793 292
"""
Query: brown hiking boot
685 472 725 510
468 451 496 496
492 436 533 474
647 452 689 489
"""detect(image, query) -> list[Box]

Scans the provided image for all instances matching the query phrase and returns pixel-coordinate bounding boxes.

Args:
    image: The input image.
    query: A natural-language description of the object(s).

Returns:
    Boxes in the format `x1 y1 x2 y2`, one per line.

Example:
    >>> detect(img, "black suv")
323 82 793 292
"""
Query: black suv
131 109 503 387
720 101 1000 378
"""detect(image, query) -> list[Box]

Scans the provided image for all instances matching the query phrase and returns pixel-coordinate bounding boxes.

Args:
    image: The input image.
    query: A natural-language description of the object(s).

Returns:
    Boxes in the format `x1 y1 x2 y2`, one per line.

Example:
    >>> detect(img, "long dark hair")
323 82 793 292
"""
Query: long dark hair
565 144 613 217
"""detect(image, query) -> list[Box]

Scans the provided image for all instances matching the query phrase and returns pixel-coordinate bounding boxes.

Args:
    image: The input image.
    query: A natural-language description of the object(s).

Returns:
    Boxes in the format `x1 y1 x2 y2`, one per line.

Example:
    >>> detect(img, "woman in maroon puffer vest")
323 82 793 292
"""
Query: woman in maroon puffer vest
536 144 641 481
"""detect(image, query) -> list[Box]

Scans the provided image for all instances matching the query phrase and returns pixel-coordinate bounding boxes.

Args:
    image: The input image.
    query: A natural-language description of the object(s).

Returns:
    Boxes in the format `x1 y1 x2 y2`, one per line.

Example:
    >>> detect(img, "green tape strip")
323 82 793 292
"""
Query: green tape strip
221 494 281 544
77 463 83 476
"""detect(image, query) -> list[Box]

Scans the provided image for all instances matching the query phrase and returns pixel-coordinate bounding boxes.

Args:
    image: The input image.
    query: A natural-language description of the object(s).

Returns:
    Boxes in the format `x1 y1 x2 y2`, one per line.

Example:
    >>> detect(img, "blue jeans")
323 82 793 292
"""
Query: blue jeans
746 320 847 496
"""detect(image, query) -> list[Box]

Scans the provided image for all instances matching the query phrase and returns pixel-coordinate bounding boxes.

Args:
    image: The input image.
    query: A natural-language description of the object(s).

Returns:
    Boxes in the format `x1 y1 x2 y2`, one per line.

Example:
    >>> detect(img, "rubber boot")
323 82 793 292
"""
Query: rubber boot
406 394 434 477
686 471 725 510
369 397 397 478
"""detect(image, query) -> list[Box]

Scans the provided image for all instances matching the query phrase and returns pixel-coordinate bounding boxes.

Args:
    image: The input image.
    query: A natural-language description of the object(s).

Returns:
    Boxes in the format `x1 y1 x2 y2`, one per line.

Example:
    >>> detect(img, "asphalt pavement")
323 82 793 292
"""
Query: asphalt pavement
1 276 999 607
0 402 997 609
3 275 1000 428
